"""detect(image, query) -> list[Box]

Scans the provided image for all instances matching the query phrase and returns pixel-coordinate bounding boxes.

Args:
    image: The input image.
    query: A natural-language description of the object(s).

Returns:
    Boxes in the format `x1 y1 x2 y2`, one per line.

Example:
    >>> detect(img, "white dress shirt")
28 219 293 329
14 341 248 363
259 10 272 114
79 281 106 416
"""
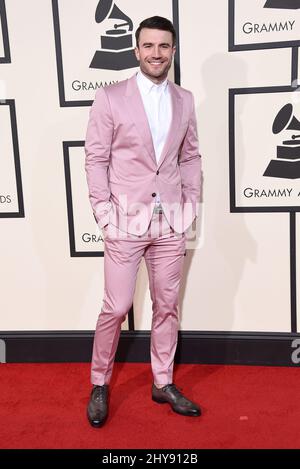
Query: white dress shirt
136 71 172 205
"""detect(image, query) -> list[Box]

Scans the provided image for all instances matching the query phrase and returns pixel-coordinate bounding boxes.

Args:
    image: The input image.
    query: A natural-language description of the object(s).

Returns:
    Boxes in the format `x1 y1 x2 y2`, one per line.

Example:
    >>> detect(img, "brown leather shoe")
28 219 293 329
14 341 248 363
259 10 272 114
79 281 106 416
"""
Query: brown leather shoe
152 383 201 417
87 384 109 427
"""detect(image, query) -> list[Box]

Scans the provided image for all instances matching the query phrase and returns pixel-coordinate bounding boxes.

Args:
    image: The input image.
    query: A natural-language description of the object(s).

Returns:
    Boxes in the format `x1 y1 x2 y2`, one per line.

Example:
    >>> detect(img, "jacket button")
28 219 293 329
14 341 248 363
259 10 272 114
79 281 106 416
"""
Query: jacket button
152 192 156 197
156 170 159 175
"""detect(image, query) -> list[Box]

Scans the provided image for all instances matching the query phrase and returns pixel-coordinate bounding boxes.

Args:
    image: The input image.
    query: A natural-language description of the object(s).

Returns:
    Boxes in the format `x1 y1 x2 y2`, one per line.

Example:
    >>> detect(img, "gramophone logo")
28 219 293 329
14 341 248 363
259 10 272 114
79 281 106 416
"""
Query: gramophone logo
264 0 300 8
90 0 139 71
264 103 300 179
52 0 176 105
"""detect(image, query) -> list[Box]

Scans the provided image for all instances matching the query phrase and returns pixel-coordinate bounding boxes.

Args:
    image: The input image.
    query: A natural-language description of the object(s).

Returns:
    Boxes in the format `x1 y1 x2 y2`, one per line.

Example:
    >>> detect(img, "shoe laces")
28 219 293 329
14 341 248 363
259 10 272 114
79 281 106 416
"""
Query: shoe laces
162 384 193 405
93 385 107 402
162 383 183 398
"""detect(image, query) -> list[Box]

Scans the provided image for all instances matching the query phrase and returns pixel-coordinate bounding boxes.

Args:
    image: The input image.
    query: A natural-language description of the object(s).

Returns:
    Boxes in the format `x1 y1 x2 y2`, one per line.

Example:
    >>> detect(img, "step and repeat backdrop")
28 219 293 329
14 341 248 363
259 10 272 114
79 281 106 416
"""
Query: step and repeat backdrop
0 1 300 345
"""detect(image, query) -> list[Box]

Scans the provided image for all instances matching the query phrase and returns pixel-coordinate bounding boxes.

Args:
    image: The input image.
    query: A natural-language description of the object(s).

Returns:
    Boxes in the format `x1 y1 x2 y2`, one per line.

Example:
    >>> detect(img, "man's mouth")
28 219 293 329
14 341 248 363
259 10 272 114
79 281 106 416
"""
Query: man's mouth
148 61 164 65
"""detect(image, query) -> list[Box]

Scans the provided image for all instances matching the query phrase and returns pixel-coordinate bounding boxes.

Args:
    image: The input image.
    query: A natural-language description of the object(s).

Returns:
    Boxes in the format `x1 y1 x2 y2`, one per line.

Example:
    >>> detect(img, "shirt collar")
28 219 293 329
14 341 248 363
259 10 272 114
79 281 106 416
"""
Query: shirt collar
136 70 168 95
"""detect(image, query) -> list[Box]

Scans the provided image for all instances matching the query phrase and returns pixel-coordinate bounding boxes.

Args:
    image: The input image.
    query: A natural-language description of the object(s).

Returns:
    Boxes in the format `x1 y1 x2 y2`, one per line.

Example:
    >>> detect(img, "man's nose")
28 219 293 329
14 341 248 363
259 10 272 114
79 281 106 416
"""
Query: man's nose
152 47 161 58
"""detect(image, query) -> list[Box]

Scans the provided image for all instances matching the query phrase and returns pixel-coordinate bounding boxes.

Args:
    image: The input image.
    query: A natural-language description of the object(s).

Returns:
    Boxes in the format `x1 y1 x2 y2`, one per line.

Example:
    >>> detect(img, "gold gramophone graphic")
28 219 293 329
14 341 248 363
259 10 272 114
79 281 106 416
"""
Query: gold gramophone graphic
264 0 300 8
89 0 138 70
263 103 300 179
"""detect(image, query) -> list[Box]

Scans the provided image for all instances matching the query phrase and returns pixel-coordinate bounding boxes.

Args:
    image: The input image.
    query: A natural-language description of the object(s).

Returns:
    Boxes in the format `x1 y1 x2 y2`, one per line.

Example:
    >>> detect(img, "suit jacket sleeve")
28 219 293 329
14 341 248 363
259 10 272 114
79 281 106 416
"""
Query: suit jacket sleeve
85 87 113 228
178 92 202 218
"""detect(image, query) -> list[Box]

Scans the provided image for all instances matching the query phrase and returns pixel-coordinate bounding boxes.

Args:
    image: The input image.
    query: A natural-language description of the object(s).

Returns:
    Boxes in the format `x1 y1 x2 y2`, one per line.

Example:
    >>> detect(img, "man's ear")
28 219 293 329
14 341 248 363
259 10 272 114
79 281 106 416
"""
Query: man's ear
134 47 140 61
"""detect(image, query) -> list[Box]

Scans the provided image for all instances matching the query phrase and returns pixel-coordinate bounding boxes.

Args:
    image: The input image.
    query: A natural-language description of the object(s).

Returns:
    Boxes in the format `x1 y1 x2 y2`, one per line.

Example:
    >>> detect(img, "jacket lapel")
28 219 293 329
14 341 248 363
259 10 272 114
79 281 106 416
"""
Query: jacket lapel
124 75 156 165
157 81 183 169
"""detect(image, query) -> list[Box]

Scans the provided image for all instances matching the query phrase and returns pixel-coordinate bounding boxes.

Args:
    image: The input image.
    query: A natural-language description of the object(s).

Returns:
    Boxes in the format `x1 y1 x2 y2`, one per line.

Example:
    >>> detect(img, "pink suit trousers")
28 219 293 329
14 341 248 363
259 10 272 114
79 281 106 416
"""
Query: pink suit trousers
91 211 186 386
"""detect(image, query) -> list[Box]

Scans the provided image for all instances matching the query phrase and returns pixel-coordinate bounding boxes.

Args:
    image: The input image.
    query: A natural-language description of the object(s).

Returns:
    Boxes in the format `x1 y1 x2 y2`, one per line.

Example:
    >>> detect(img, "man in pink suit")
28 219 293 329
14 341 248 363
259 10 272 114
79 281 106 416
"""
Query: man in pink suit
85 16 201 427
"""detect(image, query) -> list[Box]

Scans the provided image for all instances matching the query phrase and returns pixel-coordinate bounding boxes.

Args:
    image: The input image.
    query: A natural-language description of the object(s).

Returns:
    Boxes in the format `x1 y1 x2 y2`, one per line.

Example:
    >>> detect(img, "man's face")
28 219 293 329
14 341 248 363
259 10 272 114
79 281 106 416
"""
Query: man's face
135 28 175 83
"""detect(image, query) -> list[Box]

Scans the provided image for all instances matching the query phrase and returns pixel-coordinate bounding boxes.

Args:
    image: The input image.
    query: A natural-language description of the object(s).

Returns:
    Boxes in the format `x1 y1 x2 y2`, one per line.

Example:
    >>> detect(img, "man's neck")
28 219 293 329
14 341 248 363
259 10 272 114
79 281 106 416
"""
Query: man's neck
139 69 168 85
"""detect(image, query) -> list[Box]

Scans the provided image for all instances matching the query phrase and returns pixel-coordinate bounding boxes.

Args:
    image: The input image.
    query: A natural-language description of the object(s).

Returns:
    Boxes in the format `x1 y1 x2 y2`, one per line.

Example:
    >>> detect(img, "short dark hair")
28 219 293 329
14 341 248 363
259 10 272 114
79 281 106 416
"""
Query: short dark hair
135 16 176 47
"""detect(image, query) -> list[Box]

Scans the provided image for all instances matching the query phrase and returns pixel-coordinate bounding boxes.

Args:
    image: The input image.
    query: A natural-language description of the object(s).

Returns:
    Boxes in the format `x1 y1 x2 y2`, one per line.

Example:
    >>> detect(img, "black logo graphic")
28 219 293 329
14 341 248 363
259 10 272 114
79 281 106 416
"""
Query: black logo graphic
264 103 300 179
264 0 300 8
90 0 138 71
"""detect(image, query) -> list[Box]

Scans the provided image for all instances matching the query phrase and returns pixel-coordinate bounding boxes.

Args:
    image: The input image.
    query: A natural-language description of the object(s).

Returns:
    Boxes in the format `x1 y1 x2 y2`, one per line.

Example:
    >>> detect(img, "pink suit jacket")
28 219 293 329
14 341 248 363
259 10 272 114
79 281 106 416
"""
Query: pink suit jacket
85 73 201 235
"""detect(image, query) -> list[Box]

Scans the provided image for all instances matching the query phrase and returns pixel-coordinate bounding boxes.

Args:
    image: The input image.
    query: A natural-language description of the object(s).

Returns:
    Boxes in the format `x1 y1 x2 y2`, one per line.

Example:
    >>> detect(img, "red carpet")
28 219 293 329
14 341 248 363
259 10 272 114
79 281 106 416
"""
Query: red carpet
0 362 300 449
